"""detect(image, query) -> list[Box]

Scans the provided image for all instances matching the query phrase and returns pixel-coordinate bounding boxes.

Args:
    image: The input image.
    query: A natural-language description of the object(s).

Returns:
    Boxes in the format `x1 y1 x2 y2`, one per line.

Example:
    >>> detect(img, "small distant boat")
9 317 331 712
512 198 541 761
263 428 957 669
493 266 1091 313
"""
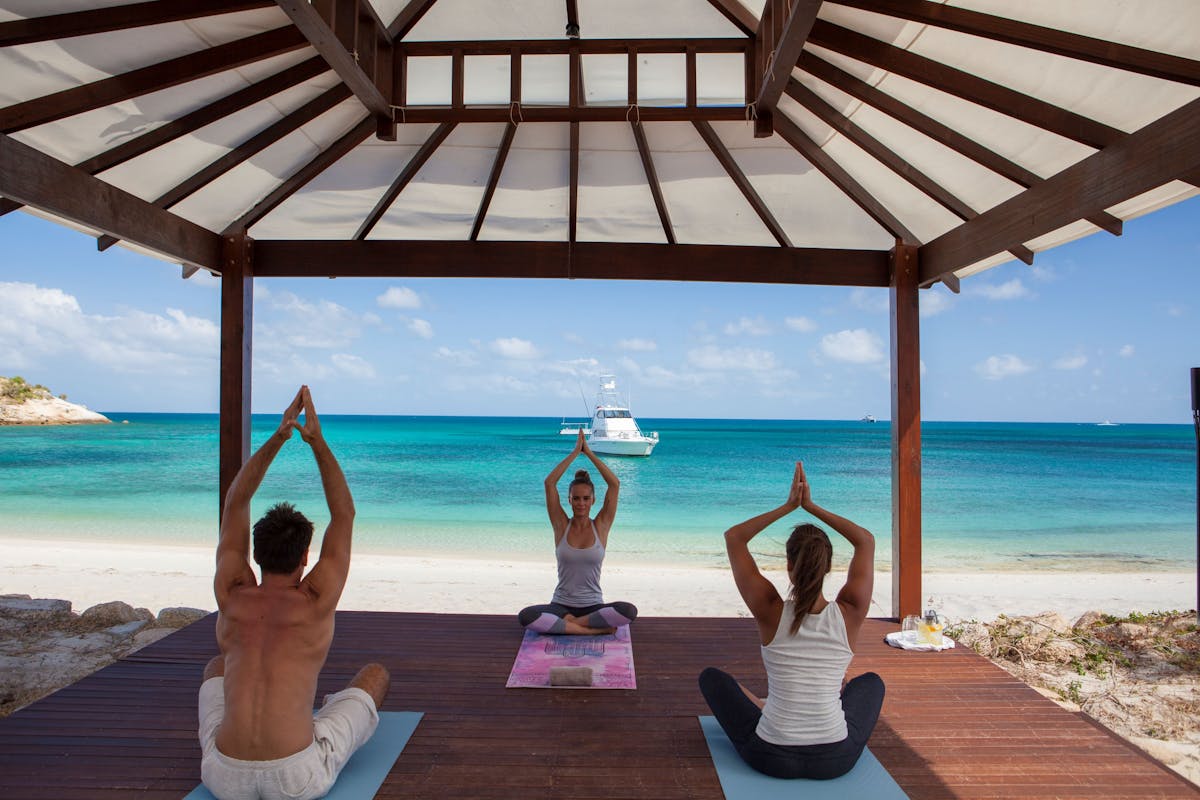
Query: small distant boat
861 414 876 423
559 418 591 436
1096 420 1119 426
585 375 658 456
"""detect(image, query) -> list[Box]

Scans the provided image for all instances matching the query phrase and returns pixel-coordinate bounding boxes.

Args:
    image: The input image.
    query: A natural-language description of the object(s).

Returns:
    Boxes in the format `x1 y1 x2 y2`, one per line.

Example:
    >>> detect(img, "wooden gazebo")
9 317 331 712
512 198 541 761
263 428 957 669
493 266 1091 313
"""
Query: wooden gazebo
2 0 1197 617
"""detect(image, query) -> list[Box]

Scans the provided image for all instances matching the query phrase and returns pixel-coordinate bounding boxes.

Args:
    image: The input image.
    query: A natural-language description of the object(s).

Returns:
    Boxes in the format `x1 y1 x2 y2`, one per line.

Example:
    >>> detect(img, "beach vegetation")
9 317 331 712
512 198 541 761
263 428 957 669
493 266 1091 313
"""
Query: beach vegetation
1 376 53 404
1057 680 1083 705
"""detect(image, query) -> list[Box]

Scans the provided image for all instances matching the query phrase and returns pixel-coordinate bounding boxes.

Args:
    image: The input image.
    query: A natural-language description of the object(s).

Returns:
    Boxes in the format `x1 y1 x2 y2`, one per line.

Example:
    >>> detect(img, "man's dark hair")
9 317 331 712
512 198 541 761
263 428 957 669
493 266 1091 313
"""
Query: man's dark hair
252 502 314 574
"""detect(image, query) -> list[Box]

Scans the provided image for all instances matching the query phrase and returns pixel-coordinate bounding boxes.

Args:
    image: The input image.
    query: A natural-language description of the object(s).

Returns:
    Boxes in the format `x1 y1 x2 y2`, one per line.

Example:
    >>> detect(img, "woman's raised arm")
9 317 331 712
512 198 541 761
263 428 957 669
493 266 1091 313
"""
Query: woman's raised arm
544 430 584 536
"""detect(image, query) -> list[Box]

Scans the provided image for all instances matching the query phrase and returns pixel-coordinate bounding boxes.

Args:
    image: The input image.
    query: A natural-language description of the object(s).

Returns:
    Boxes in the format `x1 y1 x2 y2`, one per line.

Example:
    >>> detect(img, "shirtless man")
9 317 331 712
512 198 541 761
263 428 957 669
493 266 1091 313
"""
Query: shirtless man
198 386 389 800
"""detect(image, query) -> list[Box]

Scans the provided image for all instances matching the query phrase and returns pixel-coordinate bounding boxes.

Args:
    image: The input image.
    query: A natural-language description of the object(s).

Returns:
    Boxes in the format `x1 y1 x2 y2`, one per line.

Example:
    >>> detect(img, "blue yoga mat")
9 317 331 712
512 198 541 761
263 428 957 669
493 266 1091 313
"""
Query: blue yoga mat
698 716 908 799
185 711 422 800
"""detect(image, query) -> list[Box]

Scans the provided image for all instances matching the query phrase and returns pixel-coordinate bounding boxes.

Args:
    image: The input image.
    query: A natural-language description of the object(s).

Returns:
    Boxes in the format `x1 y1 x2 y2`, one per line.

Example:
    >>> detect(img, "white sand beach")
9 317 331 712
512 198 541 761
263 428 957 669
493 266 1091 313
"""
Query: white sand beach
2 538 1193 622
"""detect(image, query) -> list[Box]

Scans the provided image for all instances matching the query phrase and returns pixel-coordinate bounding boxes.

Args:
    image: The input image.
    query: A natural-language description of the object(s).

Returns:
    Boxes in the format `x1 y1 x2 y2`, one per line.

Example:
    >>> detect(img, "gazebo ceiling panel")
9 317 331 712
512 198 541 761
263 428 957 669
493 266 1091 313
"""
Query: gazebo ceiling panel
170 98 367 233
367 124 502 240
1104 182 1200 225
476 122 568 242
576 122 669 244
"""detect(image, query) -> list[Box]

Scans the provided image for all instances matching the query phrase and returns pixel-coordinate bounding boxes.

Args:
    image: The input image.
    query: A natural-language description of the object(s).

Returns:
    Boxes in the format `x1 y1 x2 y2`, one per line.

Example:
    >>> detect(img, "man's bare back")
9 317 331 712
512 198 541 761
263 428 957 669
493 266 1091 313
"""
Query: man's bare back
199 387 389 799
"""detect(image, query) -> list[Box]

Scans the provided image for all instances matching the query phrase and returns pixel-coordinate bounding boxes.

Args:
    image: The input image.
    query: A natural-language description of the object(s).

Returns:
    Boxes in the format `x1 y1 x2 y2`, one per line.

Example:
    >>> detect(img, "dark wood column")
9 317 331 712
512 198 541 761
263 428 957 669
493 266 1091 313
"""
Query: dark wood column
890 242 922 618
219 234 253 521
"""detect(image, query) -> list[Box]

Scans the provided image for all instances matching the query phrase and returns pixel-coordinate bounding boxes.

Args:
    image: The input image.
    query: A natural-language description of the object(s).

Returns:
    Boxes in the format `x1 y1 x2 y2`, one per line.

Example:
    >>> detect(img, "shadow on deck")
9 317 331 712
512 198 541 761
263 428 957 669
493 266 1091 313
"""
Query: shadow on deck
0 613 1195 799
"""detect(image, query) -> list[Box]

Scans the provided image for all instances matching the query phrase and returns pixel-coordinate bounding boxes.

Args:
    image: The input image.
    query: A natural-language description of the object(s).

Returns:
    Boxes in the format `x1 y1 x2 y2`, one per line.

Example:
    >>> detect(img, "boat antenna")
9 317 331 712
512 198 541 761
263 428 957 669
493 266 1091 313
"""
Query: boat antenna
579 382 591 419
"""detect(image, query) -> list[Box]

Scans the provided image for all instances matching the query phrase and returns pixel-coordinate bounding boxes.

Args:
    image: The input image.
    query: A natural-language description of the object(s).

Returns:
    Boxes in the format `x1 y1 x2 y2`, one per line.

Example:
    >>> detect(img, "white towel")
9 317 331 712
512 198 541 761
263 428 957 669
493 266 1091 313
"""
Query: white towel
884 631 957 652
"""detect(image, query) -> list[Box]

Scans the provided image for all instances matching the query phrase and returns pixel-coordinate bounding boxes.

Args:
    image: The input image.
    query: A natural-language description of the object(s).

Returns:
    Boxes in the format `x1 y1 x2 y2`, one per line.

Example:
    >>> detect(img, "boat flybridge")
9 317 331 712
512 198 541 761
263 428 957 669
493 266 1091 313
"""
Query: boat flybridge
586 376 658 456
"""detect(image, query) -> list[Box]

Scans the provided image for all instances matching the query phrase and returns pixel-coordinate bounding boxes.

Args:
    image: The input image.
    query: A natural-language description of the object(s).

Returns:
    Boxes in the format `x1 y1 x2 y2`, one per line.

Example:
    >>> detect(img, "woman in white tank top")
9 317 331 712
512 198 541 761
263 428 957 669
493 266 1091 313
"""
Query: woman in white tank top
517 430 638 635
699 461 884 779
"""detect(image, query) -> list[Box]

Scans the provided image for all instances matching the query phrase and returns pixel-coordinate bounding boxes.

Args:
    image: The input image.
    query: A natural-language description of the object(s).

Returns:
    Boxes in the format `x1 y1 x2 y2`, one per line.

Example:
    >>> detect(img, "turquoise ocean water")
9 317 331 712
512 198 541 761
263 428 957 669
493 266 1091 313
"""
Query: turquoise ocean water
0 415 1194 572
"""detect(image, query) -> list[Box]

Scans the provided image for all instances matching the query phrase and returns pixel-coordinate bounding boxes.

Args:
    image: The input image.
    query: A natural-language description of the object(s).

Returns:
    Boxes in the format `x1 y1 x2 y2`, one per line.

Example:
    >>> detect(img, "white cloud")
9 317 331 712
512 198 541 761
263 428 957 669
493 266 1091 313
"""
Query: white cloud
1053 354 1088 370
975 354 1033 380
784 316 817 332
687 345 777 371
489 337 540 360
261 292 365 349
849 288 889 313
0 281 218 375
1119 344 1135 358
407 318 434 339
434 346 478 367
975 279 1030 300
723 316 771 336
617 338 657 351
377 286 421 309
819 329 885 364
331 353 376 379
920 291 954 317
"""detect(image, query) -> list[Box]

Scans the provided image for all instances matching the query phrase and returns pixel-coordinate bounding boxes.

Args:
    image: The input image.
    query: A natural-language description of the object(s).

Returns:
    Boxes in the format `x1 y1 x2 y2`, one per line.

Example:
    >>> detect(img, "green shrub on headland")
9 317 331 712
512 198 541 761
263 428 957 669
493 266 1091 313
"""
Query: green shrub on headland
0 376 54 404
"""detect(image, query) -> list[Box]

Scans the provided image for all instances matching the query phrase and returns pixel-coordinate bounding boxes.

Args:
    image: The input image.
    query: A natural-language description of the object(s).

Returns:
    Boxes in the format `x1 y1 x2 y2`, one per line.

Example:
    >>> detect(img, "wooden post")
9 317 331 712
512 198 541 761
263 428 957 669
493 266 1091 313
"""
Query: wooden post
219 233 253 522
890 242 921 618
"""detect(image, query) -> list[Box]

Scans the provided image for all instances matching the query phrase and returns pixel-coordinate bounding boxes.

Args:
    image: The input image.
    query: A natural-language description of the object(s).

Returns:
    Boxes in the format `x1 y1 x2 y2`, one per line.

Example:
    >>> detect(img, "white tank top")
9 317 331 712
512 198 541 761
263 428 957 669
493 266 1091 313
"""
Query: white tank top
755 599 853 746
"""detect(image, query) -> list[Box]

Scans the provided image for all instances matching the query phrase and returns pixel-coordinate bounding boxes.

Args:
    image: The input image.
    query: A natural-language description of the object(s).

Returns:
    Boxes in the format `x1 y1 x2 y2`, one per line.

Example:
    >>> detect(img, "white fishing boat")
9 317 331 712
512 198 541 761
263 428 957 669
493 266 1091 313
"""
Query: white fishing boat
861 413 877 423
558 418 591 436
586 376 658 456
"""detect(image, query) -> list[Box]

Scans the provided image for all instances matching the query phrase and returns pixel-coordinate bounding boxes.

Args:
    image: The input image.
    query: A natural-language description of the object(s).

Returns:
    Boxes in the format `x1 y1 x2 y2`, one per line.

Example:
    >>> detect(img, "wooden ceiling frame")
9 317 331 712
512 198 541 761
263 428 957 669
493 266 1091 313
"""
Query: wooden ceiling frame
0 0 275 47
354 121 456 240
0 26 308 134
921 96 1200 281
631 121 676 244
469 122 517 241
387 0 438 40
98 84 353 251
276 0 397 140
693 120 793 247
752 0 822 137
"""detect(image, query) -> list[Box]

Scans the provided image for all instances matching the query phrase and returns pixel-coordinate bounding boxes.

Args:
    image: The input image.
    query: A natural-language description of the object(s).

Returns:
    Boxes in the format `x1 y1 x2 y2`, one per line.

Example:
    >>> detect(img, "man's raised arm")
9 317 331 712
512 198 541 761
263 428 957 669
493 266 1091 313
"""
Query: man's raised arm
215 388 304 598
293 387 355 607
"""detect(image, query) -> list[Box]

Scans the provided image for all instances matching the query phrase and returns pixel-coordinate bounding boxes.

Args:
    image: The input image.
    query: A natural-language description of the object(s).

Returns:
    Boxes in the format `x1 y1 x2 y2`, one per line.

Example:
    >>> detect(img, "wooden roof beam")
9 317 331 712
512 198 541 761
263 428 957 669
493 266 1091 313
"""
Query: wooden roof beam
773 113 919 244
469 123 516 241
808 20 1125 149
753 0 822 137
786 79 1033 264
0 133 221 269
704 0 756 36
0 0 274 47
827 0 1200 87
796 54 1124 237
387 0 438 40
253 240 891 286
631 122 675 244
920 96 1200 280
275 0 396 140
0 26 307 134
223 117 375 234
355 122 456 240
693 120 792 247
97 85 352 251
399 38 749 57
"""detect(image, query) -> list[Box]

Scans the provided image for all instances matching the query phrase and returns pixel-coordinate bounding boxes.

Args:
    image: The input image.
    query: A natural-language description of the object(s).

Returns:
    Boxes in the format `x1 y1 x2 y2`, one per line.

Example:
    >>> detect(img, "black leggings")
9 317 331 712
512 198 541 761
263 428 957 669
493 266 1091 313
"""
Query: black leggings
698 666 885 780
517 601 638 633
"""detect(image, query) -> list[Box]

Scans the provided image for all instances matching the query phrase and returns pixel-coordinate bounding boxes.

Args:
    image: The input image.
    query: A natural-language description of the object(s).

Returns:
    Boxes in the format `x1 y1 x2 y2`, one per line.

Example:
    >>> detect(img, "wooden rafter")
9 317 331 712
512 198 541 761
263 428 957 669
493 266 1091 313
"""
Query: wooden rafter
772 113 919 244
808 20 1124 149
704 0 756 36
786 79 1034 265
796 54 1125 237
355 122 456 240
97 85 352 251
387 0 439 40
0 0 274 47
388 106 750 124
400 38 749 57
0 26 307 134
920 96 1200 280
275 0 395 138
470 123 517 241
569 121 579 244
631 122 675 244
827 0 1200 87
0 133 221 269
693 120 792 247
223 117 376 234
753 0 822 137
252 240 890 286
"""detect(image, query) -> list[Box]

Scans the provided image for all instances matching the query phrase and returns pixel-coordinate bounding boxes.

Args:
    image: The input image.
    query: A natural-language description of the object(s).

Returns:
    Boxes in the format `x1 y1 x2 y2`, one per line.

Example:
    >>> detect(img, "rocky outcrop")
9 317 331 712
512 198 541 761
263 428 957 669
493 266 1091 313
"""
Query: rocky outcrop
0 377 109 425
0 595 210 717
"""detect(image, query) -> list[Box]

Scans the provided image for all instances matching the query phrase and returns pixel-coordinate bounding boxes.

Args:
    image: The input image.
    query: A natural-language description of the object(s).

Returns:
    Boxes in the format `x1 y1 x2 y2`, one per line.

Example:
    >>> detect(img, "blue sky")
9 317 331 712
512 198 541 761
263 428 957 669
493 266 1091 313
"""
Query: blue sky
1 196 1197 422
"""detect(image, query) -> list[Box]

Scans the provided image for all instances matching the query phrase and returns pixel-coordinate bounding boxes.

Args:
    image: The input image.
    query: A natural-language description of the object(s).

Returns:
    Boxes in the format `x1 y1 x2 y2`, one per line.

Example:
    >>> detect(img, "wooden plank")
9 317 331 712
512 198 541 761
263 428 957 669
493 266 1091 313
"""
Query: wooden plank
399 38 748 57
218 235 252 520
0 0 274 47
693 120 791 246
469 122 517 241
354 122 455 240
251 240 891 286
753 0 821 134
631 121 675 244
0 133 222 269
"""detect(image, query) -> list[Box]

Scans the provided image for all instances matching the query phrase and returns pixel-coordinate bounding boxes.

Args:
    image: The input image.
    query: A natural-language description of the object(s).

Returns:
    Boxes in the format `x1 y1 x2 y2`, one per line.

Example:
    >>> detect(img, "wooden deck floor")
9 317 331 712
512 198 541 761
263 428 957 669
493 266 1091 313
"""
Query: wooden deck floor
0 612 1195 799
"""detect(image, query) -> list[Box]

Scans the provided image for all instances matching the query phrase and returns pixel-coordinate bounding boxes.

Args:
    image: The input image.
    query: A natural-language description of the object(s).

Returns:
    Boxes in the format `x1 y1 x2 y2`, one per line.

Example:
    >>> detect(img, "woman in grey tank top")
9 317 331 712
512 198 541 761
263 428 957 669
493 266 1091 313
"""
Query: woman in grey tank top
698 461 884 779
517 431 638 635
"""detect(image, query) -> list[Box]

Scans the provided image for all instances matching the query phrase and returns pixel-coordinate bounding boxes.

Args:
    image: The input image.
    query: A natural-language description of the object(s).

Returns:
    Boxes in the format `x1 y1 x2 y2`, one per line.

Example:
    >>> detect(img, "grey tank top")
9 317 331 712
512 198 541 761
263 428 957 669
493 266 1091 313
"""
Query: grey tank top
551 520 605 606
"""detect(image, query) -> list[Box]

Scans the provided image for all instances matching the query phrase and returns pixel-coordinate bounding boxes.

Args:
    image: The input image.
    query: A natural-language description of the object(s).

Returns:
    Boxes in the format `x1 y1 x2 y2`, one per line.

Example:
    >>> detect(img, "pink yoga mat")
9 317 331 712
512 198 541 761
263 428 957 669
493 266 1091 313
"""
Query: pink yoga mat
505 626 636 689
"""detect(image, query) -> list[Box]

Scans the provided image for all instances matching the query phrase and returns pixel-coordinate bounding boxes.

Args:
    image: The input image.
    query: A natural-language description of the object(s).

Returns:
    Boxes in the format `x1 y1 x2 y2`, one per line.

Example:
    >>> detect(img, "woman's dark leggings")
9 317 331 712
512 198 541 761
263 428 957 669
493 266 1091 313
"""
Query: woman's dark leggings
517 601 638 633
698 666 885 780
